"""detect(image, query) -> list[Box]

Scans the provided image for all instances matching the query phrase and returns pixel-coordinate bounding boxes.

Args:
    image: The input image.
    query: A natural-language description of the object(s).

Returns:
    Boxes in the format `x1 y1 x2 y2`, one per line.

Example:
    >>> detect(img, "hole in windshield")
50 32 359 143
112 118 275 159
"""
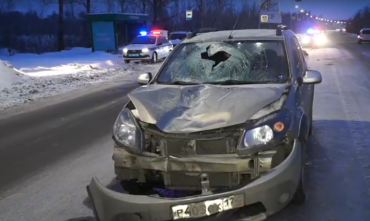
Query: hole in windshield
156 41 289 85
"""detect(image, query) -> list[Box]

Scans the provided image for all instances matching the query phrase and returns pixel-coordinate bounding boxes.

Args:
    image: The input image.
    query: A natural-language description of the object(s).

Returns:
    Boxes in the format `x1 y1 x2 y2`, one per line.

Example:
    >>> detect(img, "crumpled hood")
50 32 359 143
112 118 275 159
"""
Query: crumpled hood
128 84 287 133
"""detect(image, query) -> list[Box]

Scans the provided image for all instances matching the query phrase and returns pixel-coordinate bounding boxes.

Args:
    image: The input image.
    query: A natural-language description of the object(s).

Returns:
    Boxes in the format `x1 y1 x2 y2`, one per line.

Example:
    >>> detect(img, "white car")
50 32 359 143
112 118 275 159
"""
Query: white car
122 30 173 63
168 31 188 47
358 28 370 44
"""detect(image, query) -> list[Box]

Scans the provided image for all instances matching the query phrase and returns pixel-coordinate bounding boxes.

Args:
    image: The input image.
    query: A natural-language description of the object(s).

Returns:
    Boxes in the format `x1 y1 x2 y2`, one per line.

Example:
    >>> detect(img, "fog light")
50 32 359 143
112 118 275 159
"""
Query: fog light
279 193 289 203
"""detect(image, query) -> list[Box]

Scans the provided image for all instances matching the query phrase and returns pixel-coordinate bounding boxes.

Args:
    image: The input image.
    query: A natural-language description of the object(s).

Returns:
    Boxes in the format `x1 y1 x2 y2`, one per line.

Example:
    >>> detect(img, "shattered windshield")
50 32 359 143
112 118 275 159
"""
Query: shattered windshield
156 41 289 84
131 36 157 44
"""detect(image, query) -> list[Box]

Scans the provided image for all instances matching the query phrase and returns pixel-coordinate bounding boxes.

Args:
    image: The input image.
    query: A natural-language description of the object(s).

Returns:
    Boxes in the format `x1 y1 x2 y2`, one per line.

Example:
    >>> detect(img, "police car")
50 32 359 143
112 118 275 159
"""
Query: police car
122 30 173 63
168 31 189 47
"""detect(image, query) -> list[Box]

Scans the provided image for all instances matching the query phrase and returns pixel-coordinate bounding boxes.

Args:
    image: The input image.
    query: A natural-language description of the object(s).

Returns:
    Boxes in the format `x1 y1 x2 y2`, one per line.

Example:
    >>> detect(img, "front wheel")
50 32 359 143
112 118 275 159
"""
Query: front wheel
358 40 362 44
124 60 130 64
151 52 158 64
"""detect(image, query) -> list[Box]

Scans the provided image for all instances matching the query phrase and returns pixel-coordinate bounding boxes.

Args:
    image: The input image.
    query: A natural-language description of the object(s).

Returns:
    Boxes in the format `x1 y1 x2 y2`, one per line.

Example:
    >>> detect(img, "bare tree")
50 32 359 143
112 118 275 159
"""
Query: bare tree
58 0 65 51
75 0 91 13
115 0 127 12
133 0 149 13
104 0 115 13
0 0 15 10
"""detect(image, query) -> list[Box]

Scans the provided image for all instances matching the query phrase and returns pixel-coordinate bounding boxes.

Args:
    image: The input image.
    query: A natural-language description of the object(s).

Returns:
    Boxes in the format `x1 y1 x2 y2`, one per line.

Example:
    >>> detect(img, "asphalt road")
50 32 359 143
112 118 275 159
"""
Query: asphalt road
1 32 370 221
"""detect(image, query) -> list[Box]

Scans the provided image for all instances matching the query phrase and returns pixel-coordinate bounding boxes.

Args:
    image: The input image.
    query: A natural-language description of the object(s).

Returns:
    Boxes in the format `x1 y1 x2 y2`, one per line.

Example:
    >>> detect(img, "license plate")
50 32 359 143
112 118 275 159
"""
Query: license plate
129 54 139 57
172 194 244 220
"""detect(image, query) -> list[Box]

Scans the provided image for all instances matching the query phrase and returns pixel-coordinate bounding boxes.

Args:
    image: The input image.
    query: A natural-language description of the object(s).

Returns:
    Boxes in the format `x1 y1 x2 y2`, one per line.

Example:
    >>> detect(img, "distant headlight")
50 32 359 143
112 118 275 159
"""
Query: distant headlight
123 48 128 53
302 36 310 44
113 108 144 150
314 35 327 44
142 48 149 53
239 109 292 149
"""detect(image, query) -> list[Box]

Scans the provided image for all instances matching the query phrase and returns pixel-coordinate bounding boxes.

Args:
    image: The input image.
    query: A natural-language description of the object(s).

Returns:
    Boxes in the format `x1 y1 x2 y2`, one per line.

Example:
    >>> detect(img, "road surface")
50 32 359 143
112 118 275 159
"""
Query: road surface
0 32 370 221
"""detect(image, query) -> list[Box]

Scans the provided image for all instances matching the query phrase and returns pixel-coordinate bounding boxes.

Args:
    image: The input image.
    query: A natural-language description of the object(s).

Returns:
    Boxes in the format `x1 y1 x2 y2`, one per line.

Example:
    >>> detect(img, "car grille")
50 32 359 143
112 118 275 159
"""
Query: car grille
143 127 243 156
127 50 141 53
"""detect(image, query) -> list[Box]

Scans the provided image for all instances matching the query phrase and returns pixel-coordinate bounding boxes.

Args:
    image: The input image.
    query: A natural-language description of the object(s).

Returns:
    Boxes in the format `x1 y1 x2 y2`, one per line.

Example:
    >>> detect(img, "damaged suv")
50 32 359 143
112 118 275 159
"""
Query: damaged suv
87 27 322 221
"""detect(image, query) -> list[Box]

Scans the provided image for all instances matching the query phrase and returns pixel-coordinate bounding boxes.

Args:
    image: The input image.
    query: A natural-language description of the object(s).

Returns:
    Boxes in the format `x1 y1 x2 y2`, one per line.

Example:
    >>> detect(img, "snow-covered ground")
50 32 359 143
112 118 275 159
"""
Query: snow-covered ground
0 47 160 110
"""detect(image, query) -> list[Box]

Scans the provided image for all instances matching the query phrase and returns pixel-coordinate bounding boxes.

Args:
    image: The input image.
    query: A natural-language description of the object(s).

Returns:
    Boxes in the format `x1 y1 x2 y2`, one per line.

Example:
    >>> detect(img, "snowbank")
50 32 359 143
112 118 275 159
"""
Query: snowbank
0 47 161 111
0 60 31 88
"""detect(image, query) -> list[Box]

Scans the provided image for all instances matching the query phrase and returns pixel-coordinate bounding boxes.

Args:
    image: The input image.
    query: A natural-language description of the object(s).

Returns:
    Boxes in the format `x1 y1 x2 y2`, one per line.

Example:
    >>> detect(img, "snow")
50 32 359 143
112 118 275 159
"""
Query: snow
0 47 161 111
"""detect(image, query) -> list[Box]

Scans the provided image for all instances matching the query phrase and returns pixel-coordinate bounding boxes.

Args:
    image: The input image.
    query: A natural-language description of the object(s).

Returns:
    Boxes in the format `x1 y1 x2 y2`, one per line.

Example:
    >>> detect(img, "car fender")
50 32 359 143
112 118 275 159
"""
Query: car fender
297 112 309 142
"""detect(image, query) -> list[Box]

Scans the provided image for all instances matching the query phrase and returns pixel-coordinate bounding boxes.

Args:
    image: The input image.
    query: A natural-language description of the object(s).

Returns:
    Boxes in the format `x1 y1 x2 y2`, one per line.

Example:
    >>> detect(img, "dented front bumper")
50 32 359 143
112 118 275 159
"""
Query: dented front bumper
86 140 302 221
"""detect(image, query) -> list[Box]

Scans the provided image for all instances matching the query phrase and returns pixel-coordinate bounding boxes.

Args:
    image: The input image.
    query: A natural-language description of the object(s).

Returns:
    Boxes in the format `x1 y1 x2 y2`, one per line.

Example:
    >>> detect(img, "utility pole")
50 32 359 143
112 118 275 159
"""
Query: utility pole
258 0 280 29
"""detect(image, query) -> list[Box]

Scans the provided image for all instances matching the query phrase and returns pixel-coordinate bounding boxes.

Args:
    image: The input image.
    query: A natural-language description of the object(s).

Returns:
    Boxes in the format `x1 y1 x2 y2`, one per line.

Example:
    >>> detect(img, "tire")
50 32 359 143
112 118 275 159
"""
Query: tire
358 40 362 44
151 52 158 64
309 120 313 135
292 141 307 204
124 60 130 63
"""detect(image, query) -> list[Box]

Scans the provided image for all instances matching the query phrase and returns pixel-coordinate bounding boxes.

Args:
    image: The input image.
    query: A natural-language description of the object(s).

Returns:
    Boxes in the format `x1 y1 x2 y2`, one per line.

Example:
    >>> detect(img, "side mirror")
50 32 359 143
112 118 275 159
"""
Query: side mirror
302 70 322 84
157 42 163 46
137 72 152 85
302 49 309 56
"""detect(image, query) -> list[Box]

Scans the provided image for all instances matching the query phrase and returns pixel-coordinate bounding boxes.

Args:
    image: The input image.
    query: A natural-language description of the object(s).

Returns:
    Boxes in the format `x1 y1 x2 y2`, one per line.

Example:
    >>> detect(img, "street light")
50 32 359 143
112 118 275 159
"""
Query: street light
300 9 304 13
295 5 299 8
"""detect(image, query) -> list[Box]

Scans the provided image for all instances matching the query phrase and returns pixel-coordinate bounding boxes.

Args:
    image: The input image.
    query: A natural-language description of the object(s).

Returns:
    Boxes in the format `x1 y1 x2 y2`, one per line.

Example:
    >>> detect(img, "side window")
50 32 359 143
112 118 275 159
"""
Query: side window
290 37 304 77
162 37 170 44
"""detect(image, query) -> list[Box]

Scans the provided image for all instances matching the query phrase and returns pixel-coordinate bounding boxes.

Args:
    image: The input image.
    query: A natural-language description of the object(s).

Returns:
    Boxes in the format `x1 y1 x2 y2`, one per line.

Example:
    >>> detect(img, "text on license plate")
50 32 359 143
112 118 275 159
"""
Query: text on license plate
129 54 139 57
171 194 244 220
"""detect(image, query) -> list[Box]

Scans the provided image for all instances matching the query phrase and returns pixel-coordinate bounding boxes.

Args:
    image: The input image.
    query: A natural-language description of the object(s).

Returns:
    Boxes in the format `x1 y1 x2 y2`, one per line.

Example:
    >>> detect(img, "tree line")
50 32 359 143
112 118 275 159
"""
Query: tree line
0 0 368 54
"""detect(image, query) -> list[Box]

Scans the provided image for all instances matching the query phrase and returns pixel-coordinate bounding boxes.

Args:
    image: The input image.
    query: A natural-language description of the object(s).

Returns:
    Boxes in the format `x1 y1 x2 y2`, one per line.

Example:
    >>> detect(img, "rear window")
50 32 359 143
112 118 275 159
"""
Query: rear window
156 41 289 84
169 33 187 40
362 30 370 34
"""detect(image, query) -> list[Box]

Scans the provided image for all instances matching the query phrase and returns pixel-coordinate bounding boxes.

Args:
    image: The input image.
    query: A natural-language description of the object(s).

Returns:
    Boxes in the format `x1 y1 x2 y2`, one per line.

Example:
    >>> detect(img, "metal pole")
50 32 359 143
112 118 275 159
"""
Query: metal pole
258 0 271 29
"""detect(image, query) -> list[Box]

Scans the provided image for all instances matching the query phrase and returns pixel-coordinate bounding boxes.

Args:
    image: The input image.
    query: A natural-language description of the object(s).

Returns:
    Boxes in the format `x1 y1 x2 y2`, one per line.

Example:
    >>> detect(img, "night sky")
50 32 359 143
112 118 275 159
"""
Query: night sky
277 0 369 20
14 0 370 20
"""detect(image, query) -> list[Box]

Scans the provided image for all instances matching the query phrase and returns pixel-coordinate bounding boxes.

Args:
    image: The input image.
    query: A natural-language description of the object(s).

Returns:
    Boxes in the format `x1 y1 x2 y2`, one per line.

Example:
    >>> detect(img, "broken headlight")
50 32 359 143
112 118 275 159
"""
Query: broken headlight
241 109 292 148
113 108 144 150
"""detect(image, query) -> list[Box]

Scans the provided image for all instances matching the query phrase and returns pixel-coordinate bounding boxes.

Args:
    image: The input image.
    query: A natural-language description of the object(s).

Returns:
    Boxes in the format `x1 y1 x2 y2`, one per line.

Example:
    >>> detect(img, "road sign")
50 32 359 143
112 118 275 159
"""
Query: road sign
186 10 192 21
261 14 269 23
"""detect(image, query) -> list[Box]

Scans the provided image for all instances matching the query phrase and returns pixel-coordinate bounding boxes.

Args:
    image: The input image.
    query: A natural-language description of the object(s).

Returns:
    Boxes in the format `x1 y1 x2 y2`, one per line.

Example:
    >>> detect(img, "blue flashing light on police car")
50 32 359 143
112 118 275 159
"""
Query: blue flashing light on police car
139 31 147 36
307 28 314 34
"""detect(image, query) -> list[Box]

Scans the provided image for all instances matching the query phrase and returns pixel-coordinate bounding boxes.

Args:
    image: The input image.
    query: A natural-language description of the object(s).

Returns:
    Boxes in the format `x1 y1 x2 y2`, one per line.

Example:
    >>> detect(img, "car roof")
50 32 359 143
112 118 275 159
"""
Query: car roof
183 29 285 43
170 31 188 34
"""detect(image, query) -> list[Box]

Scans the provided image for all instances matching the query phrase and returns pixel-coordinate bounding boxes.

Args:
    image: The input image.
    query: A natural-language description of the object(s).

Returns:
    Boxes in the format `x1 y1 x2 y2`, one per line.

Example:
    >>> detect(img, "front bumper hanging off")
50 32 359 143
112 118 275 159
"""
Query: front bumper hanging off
86 140 302 221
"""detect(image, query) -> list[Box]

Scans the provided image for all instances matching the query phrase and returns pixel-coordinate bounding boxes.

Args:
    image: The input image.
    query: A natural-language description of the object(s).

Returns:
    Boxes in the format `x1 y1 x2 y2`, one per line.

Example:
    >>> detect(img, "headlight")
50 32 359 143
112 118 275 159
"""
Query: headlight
142 48 149 53
240 109 292 149
244 125 274 147
314 35 327 44
123 48 128 53
302 36 310 44
113 108 144 149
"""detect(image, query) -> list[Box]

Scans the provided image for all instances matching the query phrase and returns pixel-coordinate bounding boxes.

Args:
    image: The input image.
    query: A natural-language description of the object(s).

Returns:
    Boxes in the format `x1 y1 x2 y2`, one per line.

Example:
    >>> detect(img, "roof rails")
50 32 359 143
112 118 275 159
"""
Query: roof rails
276 25 288 36
186 28 219 39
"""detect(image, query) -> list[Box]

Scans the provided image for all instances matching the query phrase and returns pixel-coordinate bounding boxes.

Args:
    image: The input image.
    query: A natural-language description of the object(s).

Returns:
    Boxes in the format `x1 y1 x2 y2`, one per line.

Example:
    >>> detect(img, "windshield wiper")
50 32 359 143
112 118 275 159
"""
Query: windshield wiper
158 81 200 85
204 80 262 85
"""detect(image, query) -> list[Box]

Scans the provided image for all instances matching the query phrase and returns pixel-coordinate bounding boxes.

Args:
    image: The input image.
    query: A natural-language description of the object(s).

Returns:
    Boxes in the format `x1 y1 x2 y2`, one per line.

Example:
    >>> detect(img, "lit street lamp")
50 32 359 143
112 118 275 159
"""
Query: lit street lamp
295 5 299 8
300 9 304 13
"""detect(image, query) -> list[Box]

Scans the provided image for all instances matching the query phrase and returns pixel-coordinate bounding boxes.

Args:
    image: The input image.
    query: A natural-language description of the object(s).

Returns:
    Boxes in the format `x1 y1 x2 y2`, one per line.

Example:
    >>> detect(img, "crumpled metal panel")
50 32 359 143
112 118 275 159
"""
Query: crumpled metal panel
127 84 287 133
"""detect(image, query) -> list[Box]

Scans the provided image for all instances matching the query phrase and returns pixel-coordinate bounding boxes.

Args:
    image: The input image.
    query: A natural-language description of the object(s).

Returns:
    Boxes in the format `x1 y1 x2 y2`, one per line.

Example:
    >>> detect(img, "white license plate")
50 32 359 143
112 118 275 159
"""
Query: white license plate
172 194 244 220
129 54 139 57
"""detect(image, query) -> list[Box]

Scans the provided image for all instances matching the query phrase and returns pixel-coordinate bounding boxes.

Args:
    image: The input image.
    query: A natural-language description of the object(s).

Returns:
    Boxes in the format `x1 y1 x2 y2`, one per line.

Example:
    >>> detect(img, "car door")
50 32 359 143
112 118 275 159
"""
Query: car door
161 36 172 57
362 30 370 40
155 36 163 58
291 36 312 122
